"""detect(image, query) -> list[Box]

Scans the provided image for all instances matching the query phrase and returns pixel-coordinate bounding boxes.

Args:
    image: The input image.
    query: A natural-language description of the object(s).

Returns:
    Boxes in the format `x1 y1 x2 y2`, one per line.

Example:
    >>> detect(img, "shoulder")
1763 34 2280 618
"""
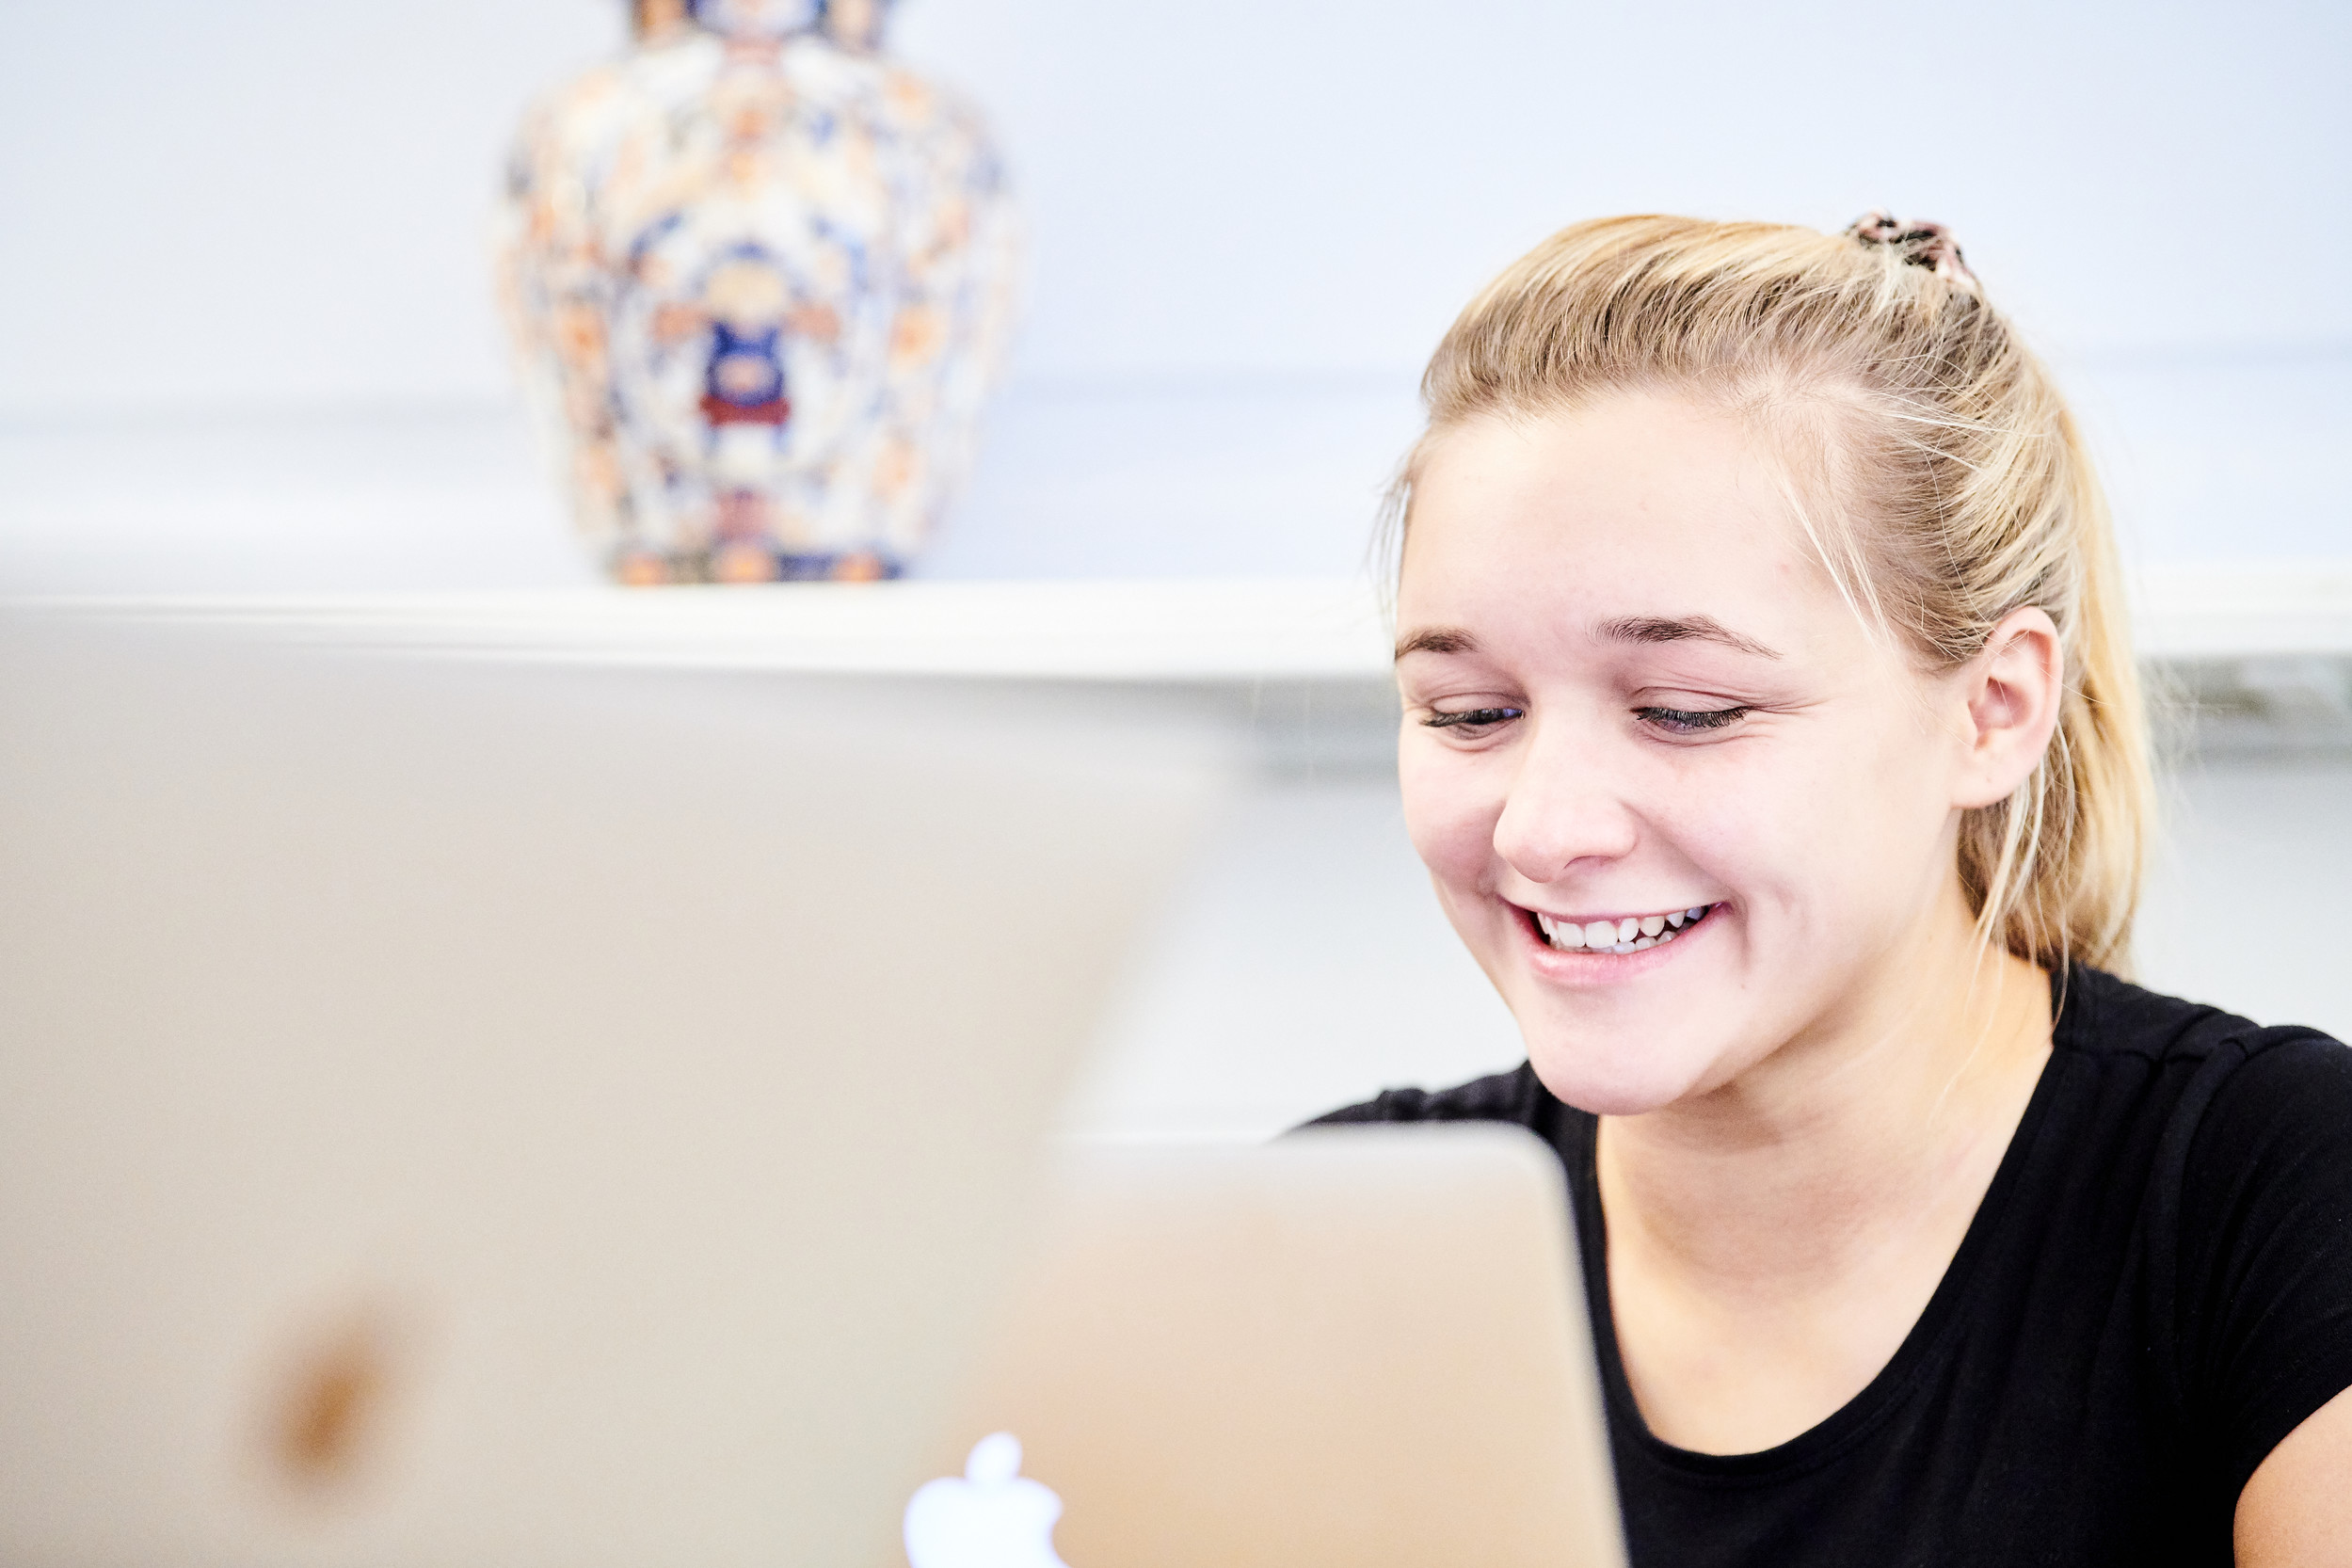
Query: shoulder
2067 968 2352 1498
2187 1028 2352 1171
2056 964 2337 1072
1302 1062 1554 1130
2167 1001 2352 1275
2056 965 2352 1156
2164 997 2352 1304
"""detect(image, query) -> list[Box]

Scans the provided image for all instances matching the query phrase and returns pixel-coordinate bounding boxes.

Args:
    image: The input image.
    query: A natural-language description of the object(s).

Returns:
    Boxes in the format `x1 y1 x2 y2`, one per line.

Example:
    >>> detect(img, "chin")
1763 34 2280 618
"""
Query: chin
1518 1024 1720 1117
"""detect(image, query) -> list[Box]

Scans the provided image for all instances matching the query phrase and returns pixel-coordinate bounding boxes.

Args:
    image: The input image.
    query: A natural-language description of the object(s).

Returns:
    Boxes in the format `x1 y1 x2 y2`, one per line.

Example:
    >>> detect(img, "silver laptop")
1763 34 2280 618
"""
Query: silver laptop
900 1126 1627 1568
0 605 1227 1567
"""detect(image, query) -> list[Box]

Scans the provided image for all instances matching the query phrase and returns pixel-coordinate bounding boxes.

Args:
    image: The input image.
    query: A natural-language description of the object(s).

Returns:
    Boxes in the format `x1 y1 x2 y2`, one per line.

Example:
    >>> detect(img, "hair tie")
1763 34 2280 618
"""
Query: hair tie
1845 211 1976 289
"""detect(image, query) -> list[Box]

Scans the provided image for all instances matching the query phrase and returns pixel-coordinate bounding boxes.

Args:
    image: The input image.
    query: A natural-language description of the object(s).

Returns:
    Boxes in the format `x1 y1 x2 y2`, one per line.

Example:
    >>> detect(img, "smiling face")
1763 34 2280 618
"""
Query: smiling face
1396 392 1987 1114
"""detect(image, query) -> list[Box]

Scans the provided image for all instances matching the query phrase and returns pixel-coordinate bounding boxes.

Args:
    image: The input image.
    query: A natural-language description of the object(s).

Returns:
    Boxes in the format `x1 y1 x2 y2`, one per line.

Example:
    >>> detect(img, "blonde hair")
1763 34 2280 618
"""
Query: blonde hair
1390 215 2151 972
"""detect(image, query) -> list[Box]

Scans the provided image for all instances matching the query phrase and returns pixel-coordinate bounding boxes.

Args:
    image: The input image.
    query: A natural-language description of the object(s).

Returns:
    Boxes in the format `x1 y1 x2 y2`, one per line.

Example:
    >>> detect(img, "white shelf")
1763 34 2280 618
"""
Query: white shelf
16 562 2352 680
8 579 1394 682
2132 561 2352 661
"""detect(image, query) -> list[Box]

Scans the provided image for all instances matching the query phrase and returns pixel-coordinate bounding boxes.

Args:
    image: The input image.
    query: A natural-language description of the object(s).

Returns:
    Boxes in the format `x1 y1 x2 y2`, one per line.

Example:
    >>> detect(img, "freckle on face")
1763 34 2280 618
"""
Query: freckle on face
1395 394 1962 1115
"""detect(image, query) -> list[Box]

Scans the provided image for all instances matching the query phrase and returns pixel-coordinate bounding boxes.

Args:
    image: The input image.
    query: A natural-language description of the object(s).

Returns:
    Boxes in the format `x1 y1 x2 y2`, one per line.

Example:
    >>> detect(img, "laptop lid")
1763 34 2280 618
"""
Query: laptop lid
904 1125 1626 1568
0 607 1227 1567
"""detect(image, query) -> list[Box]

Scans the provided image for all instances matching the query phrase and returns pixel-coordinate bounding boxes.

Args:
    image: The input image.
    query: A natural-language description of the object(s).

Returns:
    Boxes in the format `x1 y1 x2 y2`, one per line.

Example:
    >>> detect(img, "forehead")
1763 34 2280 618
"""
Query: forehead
1398 393 1846 659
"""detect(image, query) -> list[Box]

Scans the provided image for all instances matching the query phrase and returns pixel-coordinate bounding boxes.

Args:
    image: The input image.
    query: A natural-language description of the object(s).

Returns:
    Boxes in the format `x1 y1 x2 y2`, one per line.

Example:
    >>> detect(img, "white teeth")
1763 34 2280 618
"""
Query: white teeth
1537 904 1713 953
1534 912 1587 950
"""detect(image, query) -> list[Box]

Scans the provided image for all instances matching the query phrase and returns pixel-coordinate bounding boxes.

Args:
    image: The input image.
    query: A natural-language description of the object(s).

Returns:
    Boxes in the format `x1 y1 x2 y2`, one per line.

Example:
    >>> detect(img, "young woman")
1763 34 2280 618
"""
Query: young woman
1316 215 2352 1564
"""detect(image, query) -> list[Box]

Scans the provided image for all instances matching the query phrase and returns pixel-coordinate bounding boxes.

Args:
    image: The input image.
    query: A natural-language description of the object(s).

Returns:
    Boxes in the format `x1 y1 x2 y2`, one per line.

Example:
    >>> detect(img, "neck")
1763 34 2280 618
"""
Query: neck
1596 888 2054 1299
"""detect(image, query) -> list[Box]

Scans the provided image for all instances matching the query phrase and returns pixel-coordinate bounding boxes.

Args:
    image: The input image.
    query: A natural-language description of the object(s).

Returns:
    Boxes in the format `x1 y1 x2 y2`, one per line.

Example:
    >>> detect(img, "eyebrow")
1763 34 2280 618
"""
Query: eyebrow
1598 615 1783 660
1393 616 1783 663
1394 627 1478 659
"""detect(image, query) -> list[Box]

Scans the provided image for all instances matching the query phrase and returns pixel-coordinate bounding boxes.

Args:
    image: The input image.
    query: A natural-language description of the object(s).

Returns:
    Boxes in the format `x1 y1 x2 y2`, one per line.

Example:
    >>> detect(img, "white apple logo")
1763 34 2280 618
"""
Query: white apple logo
903 1432 1072 1568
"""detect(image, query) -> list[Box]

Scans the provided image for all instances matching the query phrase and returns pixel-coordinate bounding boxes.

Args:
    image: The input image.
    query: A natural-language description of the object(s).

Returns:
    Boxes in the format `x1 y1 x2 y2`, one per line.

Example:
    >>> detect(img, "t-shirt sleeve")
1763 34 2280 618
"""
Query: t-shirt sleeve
2174 1032 2352 1500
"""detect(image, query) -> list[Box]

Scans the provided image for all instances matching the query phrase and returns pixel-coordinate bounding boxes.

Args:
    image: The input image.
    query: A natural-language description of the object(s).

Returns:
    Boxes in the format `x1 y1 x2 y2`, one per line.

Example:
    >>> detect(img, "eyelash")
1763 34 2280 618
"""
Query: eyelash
1636 705 1752 734
1420 705 1753 734
1421 707 1523 730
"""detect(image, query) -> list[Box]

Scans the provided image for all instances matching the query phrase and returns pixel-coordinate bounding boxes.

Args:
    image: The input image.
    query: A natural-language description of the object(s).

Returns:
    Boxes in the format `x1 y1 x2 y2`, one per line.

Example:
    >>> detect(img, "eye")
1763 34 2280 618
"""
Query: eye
1421 706 1524 732
1637 704 1752 735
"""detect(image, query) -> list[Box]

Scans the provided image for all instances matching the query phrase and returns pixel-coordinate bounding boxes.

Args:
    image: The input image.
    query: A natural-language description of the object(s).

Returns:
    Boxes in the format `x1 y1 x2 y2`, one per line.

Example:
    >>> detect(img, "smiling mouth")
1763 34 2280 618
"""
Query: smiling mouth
1528 904 1719 954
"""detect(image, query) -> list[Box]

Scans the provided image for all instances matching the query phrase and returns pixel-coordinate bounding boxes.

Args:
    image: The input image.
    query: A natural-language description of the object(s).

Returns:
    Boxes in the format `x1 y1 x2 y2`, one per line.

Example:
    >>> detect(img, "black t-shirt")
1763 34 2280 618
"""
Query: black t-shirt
1310 966 2352 1566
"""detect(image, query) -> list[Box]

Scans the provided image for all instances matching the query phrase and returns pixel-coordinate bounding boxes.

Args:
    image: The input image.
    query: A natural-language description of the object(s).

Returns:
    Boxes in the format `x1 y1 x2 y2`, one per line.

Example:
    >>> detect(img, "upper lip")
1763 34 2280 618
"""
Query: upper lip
1518 901 1713 922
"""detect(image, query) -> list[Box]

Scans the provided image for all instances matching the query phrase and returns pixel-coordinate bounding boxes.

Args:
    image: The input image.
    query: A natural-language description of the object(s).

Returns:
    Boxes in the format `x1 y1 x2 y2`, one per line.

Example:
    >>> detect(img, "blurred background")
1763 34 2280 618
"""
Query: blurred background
3 0 2346 1133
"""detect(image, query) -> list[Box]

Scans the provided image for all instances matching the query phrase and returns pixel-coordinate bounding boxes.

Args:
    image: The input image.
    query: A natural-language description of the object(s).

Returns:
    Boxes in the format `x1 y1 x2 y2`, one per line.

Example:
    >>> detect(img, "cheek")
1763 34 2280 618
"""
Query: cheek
1397 743 1500 891
1641 786 1805 933
1678 720 1954 928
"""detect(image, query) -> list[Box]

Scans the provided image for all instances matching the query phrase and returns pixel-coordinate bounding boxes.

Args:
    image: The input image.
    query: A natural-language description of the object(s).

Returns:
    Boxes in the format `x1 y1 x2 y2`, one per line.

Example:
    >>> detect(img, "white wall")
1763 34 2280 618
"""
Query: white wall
4 0 2342 586
898 0 2352 378
0 2 622 412
2 0 2345 412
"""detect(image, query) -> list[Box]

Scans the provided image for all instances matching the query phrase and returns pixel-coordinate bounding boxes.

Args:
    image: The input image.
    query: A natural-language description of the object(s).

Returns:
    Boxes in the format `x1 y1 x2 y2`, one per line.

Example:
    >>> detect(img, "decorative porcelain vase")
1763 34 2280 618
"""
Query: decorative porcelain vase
500 0 1018 584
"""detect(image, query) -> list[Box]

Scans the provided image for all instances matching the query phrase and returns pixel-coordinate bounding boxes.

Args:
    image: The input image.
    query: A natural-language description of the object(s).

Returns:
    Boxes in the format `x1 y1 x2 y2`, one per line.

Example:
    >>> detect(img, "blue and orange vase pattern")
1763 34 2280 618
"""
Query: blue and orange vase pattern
500 0 1018 584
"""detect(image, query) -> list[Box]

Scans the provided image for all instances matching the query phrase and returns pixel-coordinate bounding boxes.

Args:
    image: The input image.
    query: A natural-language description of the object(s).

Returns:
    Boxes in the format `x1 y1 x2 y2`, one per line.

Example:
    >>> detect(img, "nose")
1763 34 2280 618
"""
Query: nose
1490 721 1640 887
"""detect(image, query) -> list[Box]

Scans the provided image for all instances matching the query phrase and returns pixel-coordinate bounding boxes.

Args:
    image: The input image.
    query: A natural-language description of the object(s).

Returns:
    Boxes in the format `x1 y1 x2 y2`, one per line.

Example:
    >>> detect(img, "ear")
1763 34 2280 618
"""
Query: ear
1950 606 2064 811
